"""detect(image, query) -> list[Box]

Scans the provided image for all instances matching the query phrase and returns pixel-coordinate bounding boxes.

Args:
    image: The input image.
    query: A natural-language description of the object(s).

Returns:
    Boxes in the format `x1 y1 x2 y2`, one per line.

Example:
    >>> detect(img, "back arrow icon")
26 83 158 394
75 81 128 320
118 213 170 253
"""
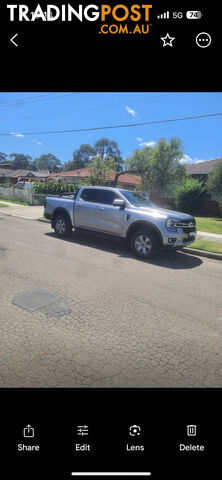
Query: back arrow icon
10 34 18 46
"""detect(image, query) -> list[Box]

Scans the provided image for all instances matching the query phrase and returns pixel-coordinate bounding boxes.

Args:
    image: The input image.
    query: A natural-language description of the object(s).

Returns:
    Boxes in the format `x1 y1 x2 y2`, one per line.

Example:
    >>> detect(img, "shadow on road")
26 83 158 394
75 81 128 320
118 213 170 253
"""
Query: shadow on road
45 231 203 270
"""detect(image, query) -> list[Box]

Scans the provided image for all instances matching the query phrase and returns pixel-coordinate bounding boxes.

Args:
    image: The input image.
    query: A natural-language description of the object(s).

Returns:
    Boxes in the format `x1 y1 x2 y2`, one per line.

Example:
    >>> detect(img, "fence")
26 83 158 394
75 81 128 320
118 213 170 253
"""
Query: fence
0 186 46 205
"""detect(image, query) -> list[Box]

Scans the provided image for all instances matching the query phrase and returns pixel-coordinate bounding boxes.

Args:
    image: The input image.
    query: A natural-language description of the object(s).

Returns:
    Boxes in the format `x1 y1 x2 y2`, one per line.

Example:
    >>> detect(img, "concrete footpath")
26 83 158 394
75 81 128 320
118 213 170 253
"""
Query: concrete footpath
197 230 222 243
0 201 43 220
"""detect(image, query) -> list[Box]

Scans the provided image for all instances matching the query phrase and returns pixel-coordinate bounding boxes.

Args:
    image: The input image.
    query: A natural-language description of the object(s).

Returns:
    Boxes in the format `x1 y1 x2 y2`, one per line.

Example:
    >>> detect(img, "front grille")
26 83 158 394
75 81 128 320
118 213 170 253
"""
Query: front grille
175 219 196 233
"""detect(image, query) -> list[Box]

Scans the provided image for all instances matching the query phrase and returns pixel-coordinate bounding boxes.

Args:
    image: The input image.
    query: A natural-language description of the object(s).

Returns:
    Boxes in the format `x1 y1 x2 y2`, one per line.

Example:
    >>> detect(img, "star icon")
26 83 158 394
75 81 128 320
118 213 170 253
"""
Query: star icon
160 33 175 47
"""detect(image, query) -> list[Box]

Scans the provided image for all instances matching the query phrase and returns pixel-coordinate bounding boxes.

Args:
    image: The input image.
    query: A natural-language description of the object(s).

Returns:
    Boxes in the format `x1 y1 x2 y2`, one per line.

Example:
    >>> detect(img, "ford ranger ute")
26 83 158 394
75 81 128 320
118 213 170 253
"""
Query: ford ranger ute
44 186 196 259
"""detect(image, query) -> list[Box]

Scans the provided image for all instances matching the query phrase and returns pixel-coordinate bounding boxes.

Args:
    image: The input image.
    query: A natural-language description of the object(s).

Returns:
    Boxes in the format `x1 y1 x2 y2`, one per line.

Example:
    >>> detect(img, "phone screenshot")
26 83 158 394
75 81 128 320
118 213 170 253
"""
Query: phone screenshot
0 2 221 479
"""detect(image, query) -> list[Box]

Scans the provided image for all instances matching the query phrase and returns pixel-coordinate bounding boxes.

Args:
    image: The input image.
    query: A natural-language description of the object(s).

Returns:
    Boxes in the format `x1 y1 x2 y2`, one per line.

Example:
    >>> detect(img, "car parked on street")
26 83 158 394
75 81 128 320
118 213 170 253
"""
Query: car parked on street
44 186 196 259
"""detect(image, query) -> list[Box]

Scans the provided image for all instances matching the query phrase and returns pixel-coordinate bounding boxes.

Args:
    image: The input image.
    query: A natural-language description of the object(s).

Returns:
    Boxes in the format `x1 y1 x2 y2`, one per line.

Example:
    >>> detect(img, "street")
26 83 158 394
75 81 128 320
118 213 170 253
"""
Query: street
0 214 222 387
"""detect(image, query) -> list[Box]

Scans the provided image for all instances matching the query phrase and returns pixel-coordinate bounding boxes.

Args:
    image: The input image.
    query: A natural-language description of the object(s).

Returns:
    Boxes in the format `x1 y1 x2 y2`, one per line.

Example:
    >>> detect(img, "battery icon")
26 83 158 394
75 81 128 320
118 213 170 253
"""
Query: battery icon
186 11 202 19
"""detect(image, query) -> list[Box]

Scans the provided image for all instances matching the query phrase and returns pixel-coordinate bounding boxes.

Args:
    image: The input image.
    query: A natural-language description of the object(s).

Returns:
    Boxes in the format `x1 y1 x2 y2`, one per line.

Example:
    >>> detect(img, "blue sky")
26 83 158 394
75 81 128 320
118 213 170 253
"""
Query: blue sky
0 92 221 166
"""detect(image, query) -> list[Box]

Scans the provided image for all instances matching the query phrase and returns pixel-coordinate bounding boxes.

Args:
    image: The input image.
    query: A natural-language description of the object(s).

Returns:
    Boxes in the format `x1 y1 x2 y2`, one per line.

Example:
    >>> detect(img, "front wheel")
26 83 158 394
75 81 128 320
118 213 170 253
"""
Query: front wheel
54 215 72 237
130 228 159 259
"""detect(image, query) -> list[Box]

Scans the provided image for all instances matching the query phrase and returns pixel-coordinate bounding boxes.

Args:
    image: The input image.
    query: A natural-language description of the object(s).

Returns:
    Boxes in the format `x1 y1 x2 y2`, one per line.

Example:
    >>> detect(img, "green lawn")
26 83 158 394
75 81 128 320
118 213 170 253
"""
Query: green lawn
0 198 29 206
189 239 222 255
0 203 9 207
195 217 222 234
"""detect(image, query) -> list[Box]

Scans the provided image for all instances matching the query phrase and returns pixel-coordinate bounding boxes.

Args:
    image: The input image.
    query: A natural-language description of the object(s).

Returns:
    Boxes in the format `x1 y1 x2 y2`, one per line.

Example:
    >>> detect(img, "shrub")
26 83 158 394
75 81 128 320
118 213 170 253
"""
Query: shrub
32 181 78 195
175 178 206 214
0 183 13 188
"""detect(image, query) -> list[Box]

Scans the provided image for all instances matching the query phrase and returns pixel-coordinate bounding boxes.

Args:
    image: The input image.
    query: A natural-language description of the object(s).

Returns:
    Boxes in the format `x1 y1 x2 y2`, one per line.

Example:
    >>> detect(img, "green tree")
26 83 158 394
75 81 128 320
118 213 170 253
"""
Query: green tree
87 155 116 186
64 144 95 170
125 137 186 195
175 177 206 214
9 153 32 169
206 159 222 197
35 153 62 173
28 159 38 171
94 138 123 170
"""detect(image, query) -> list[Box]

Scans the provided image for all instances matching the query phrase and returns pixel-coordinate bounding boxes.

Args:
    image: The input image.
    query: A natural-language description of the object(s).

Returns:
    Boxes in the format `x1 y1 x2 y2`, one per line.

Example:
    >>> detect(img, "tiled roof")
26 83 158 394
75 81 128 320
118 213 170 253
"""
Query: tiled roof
184 157 222 175
0 168 50 178
118 173 141 184
49 168 141 184
49 168 90 178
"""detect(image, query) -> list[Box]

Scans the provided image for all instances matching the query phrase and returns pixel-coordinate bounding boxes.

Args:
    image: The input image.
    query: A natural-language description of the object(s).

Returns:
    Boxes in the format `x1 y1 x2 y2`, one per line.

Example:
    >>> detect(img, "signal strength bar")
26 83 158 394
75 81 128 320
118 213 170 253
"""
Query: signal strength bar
157 11 170 19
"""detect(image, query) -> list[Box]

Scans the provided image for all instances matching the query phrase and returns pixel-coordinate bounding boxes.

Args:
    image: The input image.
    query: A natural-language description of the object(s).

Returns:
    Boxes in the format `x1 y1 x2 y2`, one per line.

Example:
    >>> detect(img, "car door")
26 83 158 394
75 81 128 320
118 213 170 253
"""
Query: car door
74 188 98 228
93 189 126 235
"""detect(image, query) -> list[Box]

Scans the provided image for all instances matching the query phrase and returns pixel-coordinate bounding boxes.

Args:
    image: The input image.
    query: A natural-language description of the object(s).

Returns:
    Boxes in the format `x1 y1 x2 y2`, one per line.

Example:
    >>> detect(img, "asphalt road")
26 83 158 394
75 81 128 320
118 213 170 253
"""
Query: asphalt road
0 214 222 388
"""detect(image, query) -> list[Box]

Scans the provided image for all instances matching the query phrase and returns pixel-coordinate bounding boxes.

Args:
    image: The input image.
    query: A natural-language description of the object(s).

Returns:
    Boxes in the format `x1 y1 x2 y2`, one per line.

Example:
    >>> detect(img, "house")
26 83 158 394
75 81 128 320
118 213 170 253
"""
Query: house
184 157 222 182
0 163 13 169
49 168 141 189
0 168 50 185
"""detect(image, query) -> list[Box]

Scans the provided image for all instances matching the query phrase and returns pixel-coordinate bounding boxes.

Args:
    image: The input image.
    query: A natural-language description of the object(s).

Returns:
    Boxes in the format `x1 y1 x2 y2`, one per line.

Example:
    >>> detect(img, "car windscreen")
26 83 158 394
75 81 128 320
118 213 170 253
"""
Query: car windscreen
119 190 155 208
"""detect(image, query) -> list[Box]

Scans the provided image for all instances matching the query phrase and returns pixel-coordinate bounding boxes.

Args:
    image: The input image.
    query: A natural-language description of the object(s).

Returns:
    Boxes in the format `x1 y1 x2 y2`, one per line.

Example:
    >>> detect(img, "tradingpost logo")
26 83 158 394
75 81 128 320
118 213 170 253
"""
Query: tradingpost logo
6 4 153 35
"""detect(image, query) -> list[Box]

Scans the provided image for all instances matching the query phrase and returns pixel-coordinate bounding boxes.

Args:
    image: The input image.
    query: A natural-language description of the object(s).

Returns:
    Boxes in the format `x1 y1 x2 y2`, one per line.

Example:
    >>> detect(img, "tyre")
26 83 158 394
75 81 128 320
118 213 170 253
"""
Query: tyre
53 215 72 237
130 228 159 259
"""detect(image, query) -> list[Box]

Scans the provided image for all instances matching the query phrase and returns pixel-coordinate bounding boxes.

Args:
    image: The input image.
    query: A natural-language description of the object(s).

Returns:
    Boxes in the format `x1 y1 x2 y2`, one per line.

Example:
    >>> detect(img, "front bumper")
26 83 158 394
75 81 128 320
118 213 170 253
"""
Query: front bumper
162 230 197 248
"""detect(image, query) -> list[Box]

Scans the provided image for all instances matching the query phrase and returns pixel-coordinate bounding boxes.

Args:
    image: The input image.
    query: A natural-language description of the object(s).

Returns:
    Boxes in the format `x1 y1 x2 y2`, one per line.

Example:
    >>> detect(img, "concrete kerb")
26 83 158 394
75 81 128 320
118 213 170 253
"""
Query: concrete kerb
36 218 50 223
182 247 222 261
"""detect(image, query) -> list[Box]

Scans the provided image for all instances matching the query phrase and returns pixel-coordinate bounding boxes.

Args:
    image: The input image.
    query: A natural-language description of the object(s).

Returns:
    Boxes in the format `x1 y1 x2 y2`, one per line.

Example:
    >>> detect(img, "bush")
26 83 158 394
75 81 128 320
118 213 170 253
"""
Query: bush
175 178 206 214
32 181 78 194
0 183 13 188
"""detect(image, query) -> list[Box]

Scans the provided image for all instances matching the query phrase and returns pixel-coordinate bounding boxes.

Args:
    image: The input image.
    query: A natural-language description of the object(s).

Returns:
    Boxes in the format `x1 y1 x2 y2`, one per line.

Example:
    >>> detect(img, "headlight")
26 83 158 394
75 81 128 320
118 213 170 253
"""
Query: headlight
166 219 178 232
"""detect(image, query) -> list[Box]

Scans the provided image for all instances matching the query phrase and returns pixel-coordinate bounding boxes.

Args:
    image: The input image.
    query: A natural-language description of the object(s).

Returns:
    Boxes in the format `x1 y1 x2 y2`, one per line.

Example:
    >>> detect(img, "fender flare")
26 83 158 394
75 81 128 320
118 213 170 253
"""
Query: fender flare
126 221 163 246
51 208 72 229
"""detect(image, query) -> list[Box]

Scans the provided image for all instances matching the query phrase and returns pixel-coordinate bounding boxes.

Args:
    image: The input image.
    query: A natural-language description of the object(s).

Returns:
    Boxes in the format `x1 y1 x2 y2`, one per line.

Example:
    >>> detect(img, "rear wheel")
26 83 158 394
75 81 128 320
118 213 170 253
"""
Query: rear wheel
130 228 159 259
54 215 72 237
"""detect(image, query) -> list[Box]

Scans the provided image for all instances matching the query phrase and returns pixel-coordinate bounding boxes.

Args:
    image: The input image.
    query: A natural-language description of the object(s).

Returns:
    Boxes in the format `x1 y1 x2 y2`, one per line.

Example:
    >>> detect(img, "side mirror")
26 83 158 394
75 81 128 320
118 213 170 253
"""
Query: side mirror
113 199 125 209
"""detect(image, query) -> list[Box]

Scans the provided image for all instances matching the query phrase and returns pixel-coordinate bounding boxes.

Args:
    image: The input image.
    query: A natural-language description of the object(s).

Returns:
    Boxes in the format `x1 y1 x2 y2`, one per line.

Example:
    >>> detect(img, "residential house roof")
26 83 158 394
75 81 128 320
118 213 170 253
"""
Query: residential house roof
49 168 141 185
0 168 50 178
184 157 222 175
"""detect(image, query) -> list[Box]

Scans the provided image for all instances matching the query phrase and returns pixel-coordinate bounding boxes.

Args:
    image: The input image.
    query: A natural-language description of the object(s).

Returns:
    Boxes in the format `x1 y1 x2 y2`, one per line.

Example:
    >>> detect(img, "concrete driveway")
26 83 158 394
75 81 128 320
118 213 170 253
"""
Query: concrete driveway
0 214 222 388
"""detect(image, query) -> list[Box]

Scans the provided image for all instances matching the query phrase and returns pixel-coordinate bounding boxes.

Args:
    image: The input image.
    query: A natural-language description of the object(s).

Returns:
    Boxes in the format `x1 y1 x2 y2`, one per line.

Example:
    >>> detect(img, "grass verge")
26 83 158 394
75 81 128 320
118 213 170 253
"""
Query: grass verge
0 203 9 207
0 198 29 206
189 239 222 255
195 217 222 235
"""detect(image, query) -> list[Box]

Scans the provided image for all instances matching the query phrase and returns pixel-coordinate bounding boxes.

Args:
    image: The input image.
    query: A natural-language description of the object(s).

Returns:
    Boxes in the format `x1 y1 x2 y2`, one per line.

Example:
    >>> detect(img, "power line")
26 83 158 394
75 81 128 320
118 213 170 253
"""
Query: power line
0 93 175 121
0 112 221 137
0 92 79 107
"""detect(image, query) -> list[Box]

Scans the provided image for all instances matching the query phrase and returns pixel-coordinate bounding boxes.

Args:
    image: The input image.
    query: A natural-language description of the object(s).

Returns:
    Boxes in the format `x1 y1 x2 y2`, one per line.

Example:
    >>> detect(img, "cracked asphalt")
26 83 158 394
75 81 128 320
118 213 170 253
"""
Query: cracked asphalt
0 214 222 388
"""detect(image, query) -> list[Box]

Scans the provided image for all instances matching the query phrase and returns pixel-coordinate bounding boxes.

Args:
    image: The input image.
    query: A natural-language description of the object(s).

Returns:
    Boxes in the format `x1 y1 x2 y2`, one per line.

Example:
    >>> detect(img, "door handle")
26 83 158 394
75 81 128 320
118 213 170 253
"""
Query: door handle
98 208 104 211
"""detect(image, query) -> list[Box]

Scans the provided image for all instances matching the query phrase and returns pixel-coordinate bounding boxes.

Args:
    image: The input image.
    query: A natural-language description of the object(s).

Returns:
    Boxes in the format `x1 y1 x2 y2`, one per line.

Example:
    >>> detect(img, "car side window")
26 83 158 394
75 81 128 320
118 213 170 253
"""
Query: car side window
80 189 98 203
96 190 120 205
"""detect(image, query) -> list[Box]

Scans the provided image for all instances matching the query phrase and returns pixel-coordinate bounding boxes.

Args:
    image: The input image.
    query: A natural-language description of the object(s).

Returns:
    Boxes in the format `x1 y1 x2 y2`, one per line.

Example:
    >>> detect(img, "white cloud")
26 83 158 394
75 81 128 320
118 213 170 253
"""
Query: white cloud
139 141 156 148
32 139 43 146
10 132 25 138
126 106 136 117
180 154 193 164
193 158 205 164
180 155 211 164
137 137 142 142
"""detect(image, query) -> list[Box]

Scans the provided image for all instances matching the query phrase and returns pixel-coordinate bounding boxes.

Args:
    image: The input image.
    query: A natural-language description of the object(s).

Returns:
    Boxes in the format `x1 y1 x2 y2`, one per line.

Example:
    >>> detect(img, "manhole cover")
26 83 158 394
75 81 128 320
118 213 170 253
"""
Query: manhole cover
12 289 70 317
